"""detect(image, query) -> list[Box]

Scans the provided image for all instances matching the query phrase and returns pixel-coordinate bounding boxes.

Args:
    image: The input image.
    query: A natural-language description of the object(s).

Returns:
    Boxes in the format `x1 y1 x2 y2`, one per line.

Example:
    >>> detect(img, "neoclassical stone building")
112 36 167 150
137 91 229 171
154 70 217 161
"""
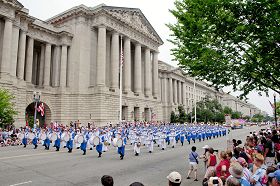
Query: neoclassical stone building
0 0 261 127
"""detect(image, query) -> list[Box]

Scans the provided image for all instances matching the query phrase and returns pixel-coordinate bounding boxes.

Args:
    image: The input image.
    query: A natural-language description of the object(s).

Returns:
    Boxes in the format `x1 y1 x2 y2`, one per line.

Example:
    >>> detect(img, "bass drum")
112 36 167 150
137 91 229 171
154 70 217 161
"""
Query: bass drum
17 133 24 140
75 135 84 144
117 138 123 147
40 133 47 140
50 133 58 141
62 133 70 142
28 133 35 140
93 136 100 146
112 138 118 147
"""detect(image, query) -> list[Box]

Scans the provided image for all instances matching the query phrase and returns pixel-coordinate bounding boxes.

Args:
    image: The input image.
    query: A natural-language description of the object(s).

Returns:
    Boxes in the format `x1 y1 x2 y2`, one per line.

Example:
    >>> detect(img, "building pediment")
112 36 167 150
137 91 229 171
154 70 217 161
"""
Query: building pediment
1 0 23 9
102 6 163 45
46 4 163 46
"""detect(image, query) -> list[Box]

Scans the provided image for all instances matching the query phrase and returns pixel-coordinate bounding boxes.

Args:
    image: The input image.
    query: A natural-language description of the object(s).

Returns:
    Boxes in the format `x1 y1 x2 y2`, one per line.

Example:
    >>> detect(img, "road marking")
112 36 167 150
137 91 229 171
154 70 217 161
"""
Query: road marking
10 181 32 186
0 152 56 160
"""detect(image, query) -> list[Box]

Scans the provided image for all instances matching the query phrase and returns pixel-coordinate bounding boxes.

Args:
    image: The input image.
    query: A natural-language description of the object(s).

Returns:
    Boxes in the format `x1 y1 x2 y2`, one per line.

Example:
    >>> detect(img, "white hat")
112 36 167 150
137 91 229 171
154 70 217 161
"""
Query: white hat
202 145 209 149
167 171 181 183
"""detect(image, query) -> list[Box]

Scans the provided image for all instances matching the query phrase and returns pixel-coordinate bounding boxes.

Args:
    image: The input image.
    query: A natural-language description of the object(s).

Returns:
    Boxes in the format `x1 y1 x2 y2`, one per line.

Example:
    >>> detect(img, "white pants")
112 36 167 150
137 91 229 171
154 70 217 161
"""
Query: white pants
134 143 140 154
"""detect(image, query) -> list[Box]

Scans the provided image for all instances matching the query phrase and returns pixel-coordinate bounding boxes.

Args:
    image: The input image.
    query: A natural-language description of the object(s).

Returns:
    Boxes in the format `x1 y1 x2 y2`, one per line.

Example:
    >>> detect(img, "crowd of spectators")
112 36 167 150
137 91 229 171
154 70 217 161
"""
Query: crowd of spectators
185 127 280 186
0 127 22 147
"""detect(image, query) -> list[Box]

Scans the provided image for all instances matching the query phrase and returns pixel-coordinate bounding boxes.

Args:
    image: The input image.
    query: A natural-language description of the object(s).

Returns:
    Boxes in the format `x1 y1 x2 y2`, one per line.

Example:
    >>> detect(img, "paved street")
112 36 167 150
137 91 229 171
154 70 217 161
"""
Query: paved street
0 126 260 186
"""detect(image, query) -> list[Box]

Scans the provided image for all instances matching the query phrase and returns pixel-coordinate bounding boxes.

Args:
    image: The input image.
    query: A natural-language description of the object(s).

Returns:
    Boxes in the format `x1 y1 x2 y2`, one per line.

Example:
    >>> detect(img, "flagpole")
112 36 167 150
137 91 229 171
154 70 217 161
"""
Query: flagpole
119 36 123 124
193 78 197 123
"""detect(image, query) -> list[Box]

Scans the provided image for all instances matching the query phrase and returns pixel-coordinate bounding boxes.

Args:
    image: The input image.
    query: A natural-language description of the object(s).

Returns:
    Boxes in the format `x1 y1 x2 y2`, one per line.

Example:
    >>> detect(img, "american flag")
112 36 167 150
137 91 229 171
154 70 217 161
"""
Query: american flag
37 103 45 117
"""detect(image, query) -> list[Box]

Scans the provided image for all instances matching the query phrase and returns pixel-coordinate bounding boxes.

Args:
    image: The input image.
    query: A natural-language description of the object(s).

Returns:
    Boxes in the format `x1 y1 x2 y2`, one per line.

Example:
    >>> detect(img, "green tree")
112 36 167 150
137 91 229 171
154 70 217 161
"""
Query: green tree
231 111 242 119
170 111 177 123
252 113 265 122
178 105 187 123
168 0 280 98
0 89 17 128
276 102 280 117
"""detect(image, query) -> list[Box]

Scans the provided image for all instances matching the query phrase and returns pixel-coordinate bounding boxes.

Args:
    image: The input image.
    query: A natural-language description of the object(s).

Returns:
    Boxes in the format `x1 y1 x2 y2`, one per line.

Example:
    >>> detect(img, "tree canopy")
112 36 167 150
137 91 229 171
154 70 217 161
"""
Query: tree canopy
168 0 280 98
0 89 17 128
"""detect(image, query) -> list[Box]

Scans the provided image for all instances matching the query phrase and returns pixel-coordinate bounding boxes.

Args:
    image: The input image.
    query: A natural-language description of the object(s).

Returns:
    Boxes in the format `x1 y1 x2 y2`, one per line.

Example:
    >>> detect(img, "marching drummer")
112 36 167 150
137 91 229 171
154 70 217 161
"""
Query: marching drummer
54 129 61 151
80 129 87 155
117 132 125 160
134 133 141 156
160 131 167 150
32 129 39 149
66 128 75 153
96 132 103 158
22 128 28 148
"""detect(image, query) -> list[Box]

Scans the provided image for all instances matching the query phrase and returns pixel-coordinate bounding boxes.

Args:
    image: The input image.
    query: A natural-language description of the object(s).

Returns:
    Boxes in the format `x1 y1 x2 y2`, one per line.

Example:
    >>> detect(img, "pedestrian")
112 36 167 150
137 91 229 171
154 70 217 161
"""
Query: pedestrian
129 182 144 186
167 171 181 186
101 175 114 186
187 146 199 181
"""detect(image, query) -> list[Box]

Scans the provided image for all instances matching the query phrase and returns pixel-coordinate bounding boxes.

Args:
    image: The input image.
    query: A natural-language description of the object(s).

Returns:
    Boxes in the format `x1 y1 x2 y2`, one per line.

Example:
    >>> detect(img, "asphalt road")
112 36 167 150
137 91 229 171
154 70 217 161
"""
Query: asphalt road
0 126 260 186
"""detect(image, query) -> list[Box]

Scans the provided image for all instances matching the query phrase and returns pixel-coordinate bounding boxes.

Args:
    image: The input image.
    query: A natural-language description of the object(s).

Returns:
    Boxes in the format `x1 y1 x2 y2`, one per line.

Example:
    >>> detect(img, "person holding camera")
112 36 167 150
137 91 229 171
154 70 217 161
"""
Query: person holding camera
187 146 199 181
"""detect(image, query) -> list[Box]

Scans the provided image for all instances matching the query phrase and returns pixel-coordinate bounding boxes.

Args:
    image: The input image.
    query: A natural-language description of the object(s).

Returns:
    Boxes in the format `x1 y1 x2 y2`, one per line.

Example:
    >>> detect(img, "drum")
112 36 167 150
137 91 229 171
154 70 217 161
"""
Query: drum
28 133 35 140
62 133 70 142
50 133 58 141
104 141 110 146
17 133 24 140
117 138 123 147
76 135 84 144
93 136 100 146
112 138 118 147
40 133 47 140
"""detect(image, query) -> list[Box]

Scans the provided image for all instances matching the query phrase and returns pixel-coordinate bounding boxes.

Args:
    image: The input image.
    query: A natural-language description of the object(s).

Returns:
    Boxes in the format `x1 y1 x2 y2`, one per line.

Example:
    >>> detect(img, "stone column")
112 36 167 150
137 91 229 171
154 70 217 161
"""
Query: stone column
169 78 173 105
162 77 167 103
52 45 60 86
60 45 68 87
96 26 106 86
1 18 13 74
43 43 51 86
32 52 38 84
134 43 141 94
17 30 26 79
10 25 20 77
178 81 182 105
152 51 159 98
183 82 187 107
123 37 131 92
144 48 151 96
174 80 178 105
38 44 45 86
110 32 119 89
25 37 34 83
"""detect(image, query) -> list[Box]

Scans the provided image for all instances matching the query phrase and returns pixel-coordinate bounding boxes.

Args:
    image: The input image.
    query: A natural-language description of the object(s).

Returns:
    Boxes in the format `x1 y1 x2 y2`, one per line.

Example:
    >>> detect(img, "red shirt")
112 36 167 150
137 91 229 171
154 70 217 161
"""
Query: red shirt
216 159 230 178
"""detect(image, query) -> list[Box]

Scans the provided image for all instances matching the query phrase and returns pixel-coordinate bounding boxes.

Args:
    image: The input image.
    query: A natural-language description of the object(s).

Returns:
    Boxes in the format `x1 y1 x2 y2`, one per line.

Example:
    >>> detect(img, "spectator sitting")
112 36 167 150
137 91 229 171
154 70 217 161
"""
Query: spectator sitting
101 175 114 186
167 171 181 186
129 182 144 186
225 176 241 186
266 166 277 186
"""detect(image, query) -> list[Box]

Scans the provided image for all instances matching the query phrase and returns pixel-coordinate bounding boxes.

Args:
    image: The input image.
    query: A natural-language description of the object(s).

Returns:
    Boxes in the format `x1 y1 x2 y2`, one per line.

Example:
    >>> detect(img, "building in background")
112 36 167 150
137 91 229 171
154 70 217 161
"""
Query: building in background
0 0 263 127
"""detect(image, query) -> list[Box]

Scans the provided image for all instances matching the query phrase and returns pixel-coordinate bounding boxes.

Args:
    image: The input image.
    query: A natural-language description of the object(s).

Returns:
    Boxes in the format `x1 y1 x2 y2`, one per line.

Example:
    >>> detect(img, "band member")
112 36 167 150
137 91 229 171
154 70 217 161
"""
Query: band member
134 133 141 156
180 131 185 146
54 130 61 151
160 131 167 150
147 132 154 153
32 130 39 149
80 130 87 155
44 129 51 150
117 132 125 160
22 129 28 148
66 129 75 153
170 129 176 148
96 134 103 158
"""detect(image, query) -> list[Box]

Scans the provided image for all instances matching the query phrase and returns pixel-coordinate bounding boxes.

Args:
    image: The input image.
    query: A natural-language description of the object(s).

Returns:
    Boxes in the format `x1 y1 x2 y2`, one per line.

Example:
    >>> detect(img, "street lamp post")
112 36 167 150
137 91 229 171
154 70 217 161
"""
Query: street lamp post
33 91 41 129
274 93 277 128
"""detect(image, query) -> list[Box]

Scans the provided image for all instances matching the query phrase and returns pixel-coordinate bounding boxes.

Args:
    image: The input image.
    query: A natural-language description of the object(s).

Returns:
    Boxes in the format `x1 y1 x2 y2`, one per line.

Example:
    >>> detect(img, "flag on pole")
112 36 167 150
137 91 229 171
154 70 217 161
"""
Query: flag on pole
38 103 45 116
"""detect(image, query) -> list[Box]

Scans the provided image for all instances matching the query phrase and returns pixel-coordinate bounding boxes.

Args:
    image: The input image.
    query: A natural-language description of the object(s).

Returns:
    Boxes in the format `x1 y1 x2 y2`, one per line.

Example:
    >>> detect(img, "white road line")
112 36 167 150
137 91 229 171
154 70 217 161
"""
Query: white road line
10 181 32 186
0 152 56 160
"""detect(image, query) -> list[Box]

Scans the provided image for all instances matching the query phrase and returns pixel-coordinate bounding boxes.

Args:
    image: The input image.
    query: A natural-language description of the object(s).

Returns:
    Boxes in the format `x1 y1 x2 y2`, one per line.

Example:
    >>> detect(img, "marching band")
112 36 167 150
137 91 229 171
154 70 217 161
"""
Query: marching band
16 123 228 160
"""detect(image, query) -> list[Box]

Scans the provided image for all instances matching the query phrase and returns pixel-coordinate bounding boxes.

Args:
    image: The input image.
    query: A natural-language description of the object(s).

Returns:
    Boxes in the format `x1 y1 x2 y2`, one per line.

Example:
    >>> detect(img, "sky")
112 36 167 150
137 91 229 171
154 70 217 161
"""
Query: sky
18 0 278 115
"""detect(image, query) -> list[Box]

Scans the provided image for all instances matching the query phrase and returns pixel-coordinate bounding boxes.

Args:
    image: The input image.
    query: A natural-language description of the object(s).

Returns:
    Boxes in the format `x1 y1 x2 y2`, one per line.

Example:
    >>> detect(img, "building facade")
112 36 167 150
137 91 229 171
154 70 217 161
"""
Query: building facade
0 0 262 127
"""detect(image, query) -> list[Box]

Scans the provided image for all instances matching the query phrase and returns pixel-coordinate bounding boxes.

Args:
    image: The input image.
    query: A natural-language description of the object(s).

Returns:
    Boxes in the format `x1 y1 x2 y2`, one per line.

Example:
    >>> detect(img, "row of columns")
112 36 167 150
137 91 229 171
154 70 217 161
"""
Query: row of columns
161 77 186 106
95 26 159 98
0 17 69 88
